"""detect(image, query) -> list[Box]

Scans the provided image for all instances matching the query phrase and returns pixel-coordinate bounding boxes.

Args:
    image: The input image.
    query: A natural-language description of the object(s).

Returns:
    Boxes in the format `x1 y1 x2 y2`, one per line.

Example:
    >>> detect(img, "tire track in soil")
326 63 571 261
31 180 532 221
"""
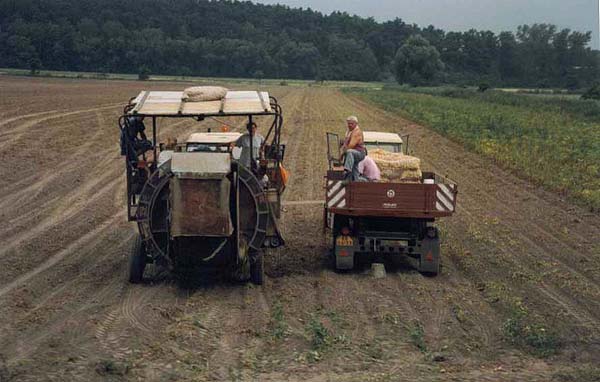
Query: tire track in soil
0 109 59 128
0 224 132 363
204 287 251 380
0 232 133 341
0 173 121 260
0 99 133 362
0 112 117 236
0 103 121 147
95 285 159 361
4 237 134 378
0 212 125 299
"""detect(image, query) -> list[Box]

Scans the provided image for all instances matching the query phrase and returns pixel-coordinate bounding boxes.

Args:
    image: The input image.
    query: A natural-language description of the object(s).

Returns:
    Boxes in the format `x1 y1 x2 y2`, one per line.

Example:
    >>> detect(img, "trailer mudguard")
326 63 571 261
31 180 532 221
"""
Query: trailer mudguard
419 234 440 274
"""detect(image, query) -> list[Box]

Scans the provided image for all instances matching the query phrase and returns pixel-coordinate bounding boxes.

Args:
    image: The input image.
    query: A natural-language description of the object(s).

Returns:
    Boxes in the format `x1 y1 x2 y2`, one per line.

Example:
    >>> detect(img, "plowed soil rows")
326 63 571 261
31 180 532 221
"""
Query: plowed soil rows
0 76 599 381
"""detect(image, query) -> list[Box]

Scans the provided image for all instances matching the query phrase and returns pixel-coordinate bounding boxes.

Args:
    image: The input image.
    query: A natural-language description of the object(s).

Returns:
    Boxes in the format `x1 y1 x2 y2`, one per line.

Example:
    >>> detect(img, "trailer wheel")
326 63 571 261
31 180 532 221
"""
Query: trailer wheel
129 234 146 284
250 251 264 285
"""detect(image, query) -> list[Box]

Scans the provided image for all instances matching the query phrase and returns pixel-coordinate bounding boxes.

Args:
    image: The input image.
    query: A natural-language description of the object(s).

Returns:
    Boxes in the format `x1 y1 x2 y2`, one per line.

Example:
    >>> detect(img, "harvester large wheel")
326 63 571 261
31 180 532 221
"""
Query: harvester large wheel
129 234 146 284
250 251 264 285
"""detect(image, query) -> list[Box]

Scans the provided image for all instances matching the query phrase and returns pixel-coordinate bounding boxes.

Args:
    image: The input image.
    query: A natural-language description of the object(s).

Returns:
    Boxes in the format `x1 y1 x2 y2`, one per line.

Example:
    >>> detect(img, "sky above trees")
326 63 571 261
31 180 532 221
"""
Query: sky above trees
254 0 600 49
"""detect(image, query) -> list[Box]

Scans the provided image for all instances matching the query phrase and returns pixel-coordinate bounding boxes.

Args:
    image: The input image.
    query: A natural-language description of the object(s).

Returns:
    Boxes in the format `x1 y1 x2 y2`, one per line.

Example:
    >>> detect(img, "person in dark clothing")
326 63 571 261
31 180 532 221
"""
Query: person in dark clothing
120 115 154 194
120 116 153 164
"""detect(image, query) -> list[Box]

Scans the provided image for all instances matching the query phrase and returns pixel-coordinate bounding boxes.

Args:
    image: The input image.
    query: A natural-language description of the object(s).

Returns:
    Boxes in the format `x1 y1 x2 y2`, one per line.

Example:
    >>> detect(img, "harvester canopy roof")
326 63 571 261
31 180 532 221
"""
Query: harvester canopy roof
363 131 403 144
128 90 273 117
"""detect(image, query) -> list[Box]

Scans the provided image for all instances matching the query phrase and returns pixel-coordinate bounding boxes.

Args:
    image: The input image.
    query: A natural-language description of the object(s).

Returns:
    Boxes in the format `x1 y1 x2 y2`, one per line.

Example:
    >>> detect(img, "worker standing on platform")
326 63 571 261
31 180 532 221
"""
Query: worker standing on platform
236 122 264 169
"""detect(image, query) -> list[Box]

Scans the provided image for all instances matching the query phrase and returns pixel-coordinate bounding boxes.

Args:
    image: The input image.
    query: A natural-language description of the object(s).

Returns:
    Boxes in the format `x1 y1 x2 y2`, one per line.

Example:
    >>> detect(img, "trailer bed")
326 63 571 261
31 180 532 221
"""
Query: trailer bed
325 170 457 220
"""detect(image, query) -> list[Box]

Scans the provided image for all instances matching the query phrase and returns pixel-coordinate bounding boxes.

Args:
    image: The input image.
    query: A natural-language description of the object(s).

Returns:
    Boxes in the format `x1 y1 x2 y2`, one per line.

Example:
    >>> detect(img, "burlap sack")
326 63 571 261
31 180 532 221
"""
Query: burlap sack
370 148 422 183
380 169 423 180
380 177 421 184
370 148 421 170
182 86 228 102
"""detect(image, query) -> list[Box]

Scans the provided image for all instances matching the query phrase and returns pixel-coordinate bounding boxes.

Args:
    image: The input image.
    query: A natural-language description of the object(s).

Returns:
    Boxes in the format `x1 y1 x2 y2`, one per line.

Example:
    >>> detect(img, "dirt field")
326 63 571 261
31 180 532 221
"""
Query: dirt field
0 75 599 381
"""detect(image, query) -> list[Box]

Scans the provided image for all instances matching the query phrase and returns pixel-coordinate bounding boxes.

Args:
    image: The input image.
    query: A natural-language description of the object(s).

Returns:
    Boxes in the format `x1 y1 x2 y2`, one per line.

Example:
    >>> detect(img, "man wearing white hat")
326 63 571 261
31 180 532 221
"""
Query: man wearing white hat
341 115 366 182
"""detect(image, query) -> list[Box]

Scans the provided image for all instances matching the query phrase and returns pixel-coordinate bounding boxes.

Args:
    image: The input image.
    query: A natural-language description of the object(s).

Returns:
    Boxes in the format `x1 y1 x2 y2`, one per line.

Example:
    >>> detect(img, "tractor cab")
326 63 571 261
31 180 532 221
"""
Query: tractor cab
363 131 405 154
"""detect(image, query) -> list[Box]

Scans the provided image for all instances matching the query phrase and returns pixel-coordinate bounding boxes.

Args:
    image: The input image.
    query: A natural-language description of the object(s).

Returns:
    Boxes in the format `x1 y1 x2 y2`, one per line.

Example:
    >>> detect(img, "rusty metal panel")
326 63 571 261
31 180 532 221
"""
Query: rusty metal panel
170 177 233 237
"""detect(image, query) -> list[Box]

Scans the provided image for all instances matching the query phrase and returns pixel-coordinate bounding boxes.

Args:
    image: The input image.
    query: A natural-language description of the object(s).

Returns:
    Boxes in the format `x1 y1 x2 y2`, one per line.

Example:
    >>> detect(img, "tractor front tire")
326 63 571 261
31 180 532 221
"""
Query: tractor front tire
250 251 264 285
129 234 146 284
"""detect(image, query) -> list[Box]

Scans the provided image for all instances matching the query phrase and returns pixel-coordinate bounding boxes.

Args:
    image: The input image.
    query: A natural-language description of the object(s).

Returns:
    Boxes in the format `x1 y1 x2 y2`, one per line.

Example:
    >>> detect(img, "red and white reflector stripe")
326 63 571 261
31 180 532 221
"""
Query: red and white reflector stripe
436 184 456 212
326 180 346 208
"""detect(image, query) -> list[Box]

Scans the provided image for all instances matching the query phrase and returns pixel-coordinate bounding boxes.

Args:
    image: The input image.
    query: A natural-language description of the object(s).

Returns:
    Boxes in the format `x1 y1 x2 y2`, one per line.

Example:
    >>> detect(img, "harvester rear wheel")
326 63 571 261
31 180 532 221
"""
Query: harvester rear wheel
129 234 146 284
250 251 264 285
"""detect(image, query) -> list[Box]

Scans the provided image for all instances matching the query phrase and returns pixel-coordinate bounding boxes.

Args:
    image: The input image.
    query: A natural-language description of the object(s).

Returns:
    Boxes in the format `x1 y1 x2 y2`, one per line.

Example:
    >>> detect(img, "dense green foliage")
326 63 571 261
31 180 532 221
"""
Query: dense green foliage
347 87 600 210
394 35 444 85
0 0 598 85
582 84 600 100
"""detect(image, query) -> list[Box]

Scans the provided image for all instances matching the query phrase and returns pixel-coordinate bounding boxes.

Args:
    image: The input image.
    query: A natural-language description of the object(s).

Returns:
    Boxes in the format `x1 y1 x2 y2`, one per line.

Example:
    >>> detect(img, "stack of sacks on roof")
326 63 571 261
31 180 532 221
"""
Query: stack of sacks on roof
369 148 422 183
182 86 228 102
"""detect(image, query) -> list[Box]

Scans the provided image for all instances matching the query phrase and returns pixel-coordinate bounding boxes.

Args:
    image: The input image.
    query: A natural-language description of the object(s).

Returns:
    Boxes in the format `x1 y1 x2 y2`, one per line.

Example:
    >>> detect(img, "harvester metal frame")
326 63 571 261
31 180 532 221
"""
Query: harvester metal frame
119 90 286 284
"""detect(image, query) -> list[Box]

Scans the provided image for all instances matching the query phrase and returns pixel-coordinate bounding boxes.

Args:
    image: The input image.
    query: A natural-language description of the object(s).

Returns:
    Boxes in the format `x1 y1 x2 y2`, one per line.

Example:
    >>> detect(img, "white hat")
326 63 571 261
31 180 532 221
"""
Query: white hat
346 115 358 123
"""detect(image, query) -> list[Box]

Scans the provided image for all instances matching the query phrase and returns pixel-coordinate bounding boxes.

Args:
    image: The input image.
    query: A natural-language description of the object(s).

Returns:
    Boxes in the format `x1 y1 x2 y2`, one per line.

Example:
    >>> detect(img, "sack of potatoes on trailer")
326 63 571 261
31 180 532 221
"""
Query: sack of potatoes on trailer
369 148 423 183
182 86 229 102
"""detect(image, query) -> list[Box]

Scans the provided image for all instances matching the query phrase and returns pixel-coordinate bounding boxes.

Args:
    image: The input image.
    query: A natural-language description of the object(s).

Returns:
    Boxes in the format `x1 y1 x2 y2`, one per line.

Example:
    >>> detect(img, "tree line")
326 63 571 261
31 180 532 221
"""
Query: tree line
0 0 598 87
